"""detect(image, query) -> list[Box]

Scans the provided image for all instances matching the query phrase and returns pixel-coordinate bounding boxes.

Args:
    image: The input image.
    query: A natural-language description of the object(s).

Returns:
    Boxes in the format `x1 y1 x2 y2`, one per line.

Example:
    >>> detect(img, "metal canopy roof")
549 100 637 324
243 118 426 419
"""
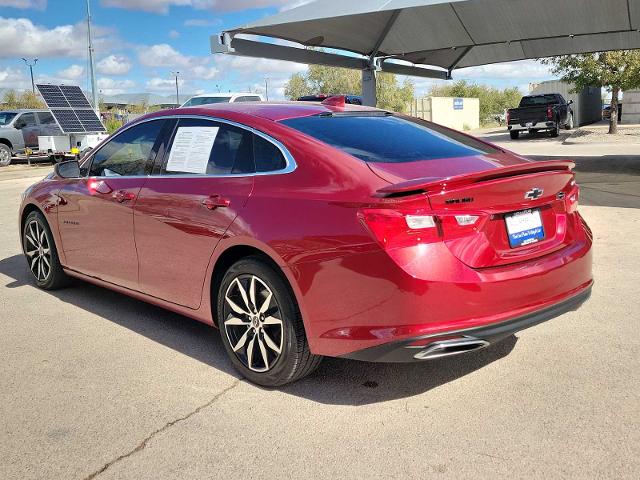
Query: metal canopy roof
213 0 640 76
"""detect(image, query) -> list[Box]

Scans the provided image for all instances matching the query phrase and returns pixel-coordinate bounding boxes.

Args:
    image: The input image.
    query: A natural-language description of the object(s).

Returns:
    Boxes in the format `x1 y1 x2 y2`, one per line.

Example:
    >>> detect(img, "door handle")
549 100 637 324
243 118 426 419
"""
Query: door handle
113 190 136 203
202 195 230 210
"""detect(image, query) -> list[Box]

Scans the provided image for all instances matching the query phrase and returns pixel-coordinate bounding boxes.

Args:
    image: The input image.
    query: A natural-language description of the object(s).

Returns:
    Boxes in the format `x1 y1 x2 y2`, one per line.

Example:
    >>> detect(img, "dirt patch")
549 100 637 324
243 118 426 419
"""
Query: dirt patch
566 126 640 144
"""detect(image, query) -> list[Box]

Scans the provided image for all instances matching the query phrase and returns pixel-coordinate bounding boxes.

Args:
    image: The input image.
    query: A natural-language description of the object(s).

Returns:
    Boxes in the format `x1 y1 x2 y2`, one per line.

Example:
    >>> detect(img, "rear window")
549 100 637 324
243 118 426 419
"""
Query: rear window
279 114 498 163
520 95 558 107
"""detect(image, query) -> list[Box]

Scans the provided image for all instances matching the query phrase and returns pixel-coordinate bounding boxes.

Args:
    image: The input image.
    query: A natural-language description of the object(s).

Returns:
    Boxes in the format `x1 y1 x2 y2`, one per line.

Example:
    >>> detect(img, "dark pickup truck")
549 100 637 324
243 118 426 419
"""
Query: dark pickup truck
507 94 574 139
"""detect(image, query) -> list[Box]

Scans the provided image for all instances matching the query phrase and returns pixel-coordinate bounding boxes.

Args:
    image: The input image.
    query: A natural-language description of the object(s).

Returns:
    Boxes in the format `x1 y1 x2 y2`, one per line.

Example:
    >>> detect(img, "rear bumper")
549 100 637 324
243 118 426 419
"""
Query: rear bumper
341 283 592 362
508 121 556 131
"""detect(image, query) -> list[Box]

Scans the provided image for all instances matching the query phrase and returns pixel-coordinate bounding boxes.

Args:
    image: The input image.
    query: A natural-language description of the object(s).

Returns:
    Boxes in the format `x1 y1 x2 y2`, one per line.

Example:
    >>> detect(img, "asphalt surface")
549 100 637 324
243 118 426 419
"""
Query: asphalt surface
1 143 639 479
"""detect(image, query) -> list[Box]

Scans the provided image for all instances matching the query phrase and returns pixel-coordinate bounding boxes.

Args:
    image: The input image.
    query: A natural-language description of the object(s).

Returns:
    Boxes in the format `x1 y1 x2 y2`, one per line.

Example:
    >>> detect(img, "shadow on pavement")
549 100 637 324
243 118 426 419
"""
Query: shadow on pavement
0 253 518 405
528 155 640 209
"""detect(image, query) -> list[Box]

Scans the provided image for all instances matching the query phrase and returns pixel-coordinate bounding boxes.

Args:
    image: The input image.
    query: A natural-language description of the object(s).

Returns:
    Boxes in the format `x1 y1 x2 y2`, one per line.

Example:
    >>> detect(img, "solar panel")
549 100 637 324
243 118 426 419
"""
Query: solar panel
36 84 106 134
60 85 93 109
38 84 70 108
51 110 84 133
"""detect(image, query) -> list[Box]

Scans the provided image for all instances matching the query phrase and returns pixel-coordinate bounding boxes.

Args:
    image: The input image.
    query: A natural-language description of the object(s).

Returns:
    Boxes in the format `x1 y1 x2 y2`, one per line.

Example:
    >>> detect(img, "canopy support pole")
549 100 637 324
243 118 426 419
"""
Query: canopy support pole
362 67 378 107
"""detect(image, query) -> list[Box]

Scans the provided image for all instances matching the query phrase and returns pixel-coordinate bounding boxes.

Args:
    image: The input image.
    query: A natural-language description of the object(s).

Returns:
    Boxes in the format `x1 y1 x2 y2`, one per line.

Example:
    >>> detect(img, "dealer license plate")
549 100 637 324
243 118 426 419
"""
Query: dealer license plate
505 209 545 248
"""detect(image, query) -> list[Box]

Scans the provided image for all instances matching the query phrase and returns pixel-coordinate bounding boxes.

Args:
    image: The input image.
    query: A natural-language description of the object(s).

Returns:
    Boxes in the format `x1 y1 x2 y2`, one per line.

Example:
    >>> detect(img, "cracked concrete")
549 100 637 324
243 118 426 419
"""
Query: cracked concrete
83 380 241 480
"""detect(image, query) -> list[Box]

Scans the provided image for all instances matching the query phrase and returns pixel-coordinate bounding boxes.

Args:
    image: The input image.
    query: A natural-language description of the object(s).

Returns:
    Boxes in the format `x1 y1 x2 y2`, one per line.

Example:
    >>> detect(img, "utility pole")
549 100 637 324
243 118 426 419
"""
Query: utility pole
21 58 38 93
171 71 180 107
87 0 99 113
264 77 269 101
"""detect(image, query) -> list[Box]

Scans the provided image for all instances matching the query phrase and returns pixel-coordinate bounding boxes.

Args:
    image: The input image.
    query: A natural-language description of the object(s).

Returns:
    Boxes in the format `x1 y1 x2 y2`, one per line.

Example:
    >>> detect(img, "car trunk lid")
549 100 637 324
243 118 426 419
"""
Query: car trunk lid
370 158 579 268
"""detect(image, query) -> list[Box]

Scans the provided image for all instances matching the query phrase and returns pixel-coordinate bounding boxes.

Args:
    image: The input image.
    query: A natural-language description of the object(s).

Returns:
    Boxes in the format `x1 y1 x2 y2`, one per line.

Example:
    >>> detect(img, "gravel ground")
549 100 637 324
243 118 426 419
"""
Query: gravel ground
566 126 640 144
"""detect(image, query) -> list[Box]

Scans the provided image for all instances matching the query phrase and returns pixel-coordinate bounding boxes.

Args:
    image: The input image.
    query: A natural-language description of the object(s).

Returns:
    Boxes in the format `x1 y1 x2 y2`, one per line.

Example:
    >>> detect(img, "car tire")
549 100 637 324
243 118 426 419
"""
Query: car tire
509 130 519 140
217 256 322 387
0 144 12 167
549 122 560 137
22 211 70 290
565 112 574 130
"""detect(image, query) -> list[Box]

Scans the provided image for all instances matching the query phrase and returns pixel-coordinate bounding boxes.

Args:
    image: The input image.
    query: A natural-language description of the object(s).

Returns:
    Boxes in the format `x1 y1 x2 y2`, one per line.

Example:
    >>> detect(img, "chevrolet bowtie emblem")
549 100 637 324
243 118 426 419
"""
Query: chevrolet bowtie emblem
525 188 544 200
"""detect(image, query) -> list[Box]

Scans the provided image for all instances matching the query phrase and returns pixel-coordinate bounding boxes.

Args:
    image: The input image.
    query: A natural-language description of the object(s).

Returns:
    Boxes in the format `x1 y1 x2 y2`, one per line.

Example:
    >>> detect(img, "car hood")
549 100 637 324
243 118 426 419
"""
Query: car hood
366 152 530 185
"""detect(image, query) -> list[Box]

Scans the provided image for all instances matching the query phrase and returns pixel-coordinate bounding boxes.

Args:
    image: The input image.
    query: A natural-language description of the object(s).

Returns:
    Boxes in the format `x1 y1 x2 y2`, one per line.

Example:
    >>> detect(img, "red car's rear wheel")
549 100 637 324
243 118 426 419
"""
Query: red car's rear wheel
217 256 322 386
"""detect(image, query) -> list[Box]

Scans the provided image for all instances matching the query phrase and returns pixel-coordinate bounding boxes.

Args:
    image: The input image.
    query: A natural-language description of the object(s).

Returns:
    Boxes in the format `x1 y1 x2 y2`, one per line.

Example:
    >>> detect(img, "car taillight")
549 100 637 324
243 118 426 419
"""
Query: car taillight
547 106 554 120
359 209 440 249
565 183 580 213
506 110 510 123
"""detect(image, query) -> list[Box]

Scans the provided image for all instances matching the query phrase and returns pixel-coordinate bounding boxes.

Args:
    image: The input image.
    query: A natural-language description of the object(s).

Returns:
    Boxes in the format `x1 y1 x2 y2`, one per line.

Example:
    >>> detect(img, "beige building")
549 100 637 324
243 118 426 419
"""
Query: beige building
410 96 480 130
621 89 640 124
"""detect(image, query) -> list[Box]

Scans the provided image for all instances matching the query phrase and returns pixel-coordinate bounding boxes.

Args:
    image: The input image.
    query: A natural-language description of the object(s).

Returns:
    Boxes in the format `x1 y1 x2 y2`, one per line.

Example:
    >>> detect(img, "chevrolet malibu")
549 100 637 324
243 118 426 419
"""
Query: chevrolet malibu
19 98 593 386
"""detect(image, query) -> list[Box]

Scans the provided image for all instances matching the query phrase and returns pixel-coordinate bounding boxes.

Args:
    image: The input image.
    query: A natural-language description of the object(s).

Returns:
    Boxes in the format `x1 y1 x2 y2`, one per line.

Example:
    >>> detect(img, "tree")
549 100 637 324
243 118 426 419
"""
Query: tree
284 65 415 112
540 51 640 134
2 90 45 109
428 80 522 126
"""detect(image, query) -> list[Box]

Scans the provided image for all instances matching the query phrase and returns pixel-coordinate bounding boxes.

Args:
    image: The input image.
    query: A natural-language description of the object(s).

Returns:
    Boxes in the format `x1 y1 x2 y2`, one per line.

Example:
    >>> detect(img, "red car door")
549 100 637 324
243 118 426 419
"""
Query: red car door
134 118 254 309
56 119 167 289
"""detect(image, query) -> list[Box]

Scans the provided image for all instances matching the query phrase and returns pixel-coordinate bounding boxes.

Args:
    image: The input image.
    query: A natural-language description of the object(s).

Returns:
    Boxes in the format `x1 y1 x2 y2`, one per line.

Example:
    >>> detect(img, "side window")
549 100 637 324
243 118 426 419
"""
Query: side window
253 134 286 172
38 112 56 125
234 96 261 103
162 119 254 175
17 113 37 127
90 120 165 177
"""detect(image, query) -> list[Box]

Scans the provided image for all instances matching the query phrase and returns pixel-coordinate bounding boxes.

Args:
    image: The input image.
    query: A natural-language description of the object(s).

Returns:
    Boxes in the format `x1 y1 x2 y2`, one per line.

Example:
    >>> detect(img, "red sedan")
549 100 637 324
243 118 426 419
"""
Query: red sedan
19 98 593 386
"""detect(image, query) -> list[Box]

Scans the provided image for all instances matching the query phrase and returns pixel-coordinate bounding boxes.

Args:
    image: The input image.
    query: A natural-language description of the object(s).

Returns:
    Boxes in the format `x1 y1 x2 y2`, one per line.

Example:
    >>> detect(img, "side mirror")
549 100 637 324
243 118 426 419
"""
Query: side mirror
568 100 574 105
15 122 26 129
54 160 81 179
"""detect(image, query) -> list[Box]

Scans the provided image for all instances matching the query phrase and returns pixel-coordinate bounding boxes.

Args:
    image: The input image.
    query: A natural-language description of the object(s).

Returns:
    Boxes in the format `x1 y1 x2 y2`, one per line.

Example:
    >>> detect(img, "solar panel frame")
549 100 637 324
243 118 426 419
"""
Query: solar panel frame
36 84 106 134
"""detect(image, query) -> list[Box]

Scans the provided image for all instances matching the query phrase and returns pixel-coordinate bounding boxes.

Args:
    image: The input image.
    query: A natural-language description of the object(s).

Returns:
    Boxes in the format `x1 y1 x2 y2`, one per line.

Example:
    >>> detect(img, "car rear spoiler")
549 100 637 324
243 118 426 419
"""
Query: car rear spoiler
375 160 575 197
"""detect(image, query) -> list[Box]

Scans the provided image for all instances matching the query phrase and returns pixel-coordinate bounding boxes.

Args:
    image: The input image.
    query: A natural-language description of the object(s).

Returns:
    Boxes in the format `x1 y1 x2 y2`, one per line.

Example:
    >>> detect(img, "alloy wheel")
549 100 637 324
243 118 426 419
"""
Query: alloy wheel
0 148 11 167
223 274 284 373
24 220 51 282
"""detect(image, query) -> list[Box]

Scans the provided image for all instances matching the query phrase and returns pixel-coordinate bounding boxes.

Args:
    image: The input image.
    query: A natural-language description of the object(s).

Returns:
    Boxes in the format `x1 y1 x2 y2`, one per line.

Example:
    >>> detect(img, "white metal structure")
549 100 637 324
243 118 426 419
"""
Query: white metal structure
181 93 265 107
212 0 640 106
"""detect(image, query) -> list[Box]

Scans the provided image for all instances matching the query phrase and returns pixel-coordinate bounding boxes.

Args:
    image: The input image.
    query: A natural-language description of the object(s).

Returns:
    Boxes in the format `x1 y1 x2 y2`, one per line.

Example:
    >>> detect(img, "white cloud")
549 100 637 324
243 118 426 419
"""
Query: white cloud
168 29 180 39
137 43 220 81
97 55 133 76
0 0 46 9
184 18 221 27
97 77 136 95
57 64 85 80
146 77 185 92
0 66 30 90
100 0 301 14
0 17 115 59
456 60 553 80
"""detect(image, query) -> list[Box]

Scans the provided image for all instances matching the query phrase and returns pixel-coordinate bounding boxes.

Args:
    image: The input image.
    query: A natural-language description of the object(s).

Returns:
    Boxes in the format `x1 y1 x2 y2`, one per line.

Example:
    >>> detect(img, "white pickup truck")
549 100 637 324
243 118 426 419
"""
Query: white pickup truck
0 109 62 166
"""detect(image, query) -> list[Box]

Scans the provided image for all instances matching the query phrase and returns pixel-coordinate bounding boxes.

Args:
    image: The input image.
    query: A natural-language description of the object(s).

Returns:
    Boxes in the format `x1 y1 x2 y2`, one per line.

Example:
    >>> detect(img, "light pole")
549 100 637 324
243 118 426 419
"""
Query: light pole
21 58 38 93
264 77 269 101
86 0 99 112
170 71 180 107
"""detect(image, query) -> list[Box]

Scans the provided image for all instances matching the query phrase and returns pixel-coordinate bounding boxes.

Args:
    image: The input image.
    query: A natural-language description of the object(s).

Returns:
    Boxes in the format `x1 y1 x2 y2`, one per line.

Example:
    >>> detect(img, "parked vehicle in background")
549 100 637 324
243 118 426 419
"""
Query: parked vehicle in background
181 93 264 107
602 103 623 121
507 94 574 139
298 94 363 105
19 98 592 386
0 109 62 166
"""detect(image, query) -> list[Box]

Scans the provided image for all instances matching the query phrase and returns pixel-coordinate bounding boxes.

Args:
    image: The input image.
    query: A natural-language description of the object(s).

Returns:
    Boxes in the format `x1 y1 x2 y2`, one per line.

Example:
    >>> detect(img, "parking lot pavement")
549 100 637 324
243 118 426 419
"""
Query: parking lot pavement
0 164 638 479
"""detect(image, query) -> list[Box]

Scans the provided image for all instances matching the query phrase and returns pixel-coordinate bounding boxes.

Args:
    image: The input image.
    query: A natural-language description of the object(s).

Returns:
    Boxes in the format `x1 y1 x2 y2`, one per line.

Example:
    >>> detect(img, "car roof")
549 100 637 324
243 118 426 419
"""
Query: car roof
167 101 383 122
1 109 48 113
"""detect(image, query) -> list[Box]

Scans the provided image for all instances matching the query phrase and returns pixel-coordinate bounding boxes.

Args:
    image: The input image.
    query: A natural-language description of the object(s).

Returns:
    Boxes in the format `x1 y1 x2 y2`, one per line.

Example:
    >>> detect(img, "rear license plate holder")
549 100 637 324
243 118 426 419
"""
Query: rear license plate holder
505 209 545 248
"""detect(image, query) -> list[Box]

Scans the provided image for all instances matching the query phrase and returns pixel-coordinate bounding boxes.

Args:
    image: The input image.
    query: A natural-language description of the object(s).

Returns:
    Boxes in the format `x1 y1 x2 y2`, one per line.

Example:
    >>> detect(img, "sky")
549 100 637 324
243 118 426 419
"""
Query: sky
0 0 557 100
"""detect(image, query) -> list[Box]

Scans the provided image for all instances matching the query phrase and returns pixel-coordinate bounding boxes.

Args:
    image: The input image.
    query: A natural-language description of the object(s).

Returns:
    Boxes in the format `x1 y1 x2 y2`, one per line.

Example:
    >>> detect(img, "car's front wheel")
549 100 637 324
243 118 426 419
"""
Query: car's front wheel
22 211 69 290
217 256 322 387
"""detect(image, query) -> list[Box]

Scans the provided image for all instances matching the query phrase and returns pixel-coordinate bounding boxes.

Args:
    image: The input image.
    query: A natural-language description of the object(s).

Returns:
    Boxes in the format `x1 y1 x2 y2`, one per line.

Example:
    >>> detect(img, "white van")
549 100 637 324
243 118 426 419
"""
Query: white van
181 93 265 107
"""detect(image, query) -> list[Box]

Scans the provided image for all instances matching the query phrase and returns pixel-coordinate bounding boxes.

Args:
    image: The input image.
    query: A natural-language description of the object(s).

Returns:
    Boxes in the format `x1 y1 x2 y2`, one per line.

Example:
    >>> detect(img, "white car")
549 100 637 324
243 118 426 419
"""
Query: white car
181 93 265 107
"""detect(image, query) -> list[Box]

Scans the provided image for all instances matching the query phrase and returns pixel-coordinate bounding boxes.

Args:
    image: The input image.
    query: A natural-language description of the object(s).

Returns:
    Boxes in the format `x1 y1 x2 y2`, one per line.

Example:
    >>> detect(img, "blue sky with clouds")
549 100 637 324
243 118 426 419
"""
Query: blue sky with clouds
0 0 556 99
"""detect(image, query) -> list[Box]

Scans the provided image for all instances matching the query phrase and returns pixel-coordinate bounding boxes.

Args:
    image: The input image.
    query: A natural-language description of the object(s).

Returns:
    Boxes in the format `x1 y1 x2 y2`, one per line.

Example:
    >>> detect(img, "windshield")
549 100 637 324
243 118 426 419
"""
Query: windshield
0 112 17 126
279 114 498 163
520 95 558 107
183 96 232 107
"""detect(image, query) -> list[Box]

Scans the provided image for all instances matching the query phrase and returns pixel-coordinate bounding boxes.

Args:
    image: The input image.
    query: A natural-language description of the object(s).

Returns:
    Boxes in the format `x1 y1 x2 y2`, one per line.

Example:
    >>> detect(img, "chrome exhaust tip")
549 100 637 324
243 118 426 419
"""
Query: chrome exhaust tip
413 337 490 360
